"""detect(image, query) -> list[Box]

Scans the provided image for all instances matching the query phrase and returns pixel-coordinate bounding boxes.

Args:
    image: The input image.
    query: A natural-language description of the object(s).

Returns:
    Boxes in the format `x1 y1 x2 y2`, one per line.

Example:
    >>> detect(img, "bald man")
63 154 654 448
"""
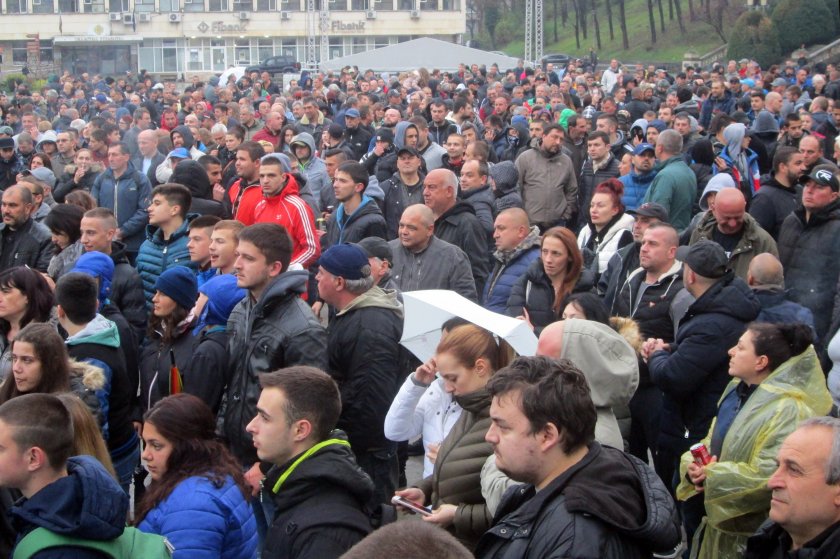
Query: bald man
423 168 490 295
388 204 477 301
537 319 639 449
748 252 816 334
0 184 52 272
133 129 166 187
483 208 541 313
689 188 778 280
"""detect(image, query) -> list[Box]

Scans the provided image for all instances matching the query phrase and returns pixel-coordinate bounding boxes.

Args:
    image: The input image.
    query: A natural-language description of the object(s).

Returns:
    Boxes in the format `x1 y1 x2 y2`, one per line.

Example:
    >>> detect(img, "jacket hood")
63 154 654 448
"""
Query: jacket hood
393 121 416 150
437 200 477 223
69 358 106 392
171 159 212 200
171 125 195 150
560 319 639 409
266 435 375 509
336 285 403 318
752 110 780 134
109 240 131 265
256 269 309 311
290 132 316 158
686 273 761 323
724 123 747 158
609 316 643 353
745 345 832 416
700 172 737 210
333 194 380 227
65 313 121 348
11 455 128 541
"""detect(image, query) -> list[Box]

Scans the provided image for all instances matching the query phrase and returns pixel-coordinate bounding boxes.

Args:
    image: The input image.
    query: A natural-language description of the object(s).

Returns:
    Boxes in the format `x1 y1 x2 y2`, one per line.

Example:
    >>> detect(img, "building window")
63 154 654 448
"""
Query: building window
420 0 436 11
234 38 250 65
208 0 228 10
7 0 28 13
58 0 78 12
135 0 155 12
328 37 342 60
374 0 393 10
280 0 297 9
84 0 105 12
280 39 298 58
372 36 389 49
108 0 128 11
257 38 274 61
351 37 366 54
332 0 348 9
233 0 253 10
256 0 276 9
160 0 180 11
184 0 204 11
32 0 55 14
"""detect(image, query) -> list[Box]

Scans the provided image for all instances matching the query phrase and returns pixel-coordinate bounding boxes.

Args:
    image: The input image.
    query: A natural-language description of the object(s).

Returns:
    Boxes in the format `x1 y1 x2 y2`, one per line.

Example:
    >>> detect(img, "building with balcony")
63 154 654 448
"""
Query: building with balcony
0 0 466 77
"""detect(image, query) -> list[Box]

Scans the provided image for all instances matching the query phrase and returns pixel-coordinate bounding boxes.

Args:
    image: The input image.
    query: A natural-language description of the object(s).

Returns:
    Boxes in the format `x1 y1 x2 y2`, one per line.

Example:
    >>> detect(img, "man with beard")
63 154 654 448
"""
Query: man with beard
750 147 807 240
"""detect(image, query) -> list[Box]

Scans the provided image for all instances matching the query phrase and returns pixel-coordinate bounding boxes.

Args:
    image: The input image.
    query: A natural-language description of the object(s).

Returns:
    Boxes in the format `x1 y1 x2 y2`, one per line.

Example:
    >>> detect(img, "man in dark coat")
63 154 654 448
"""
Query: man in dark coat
744 418 840 558
248 367 375 559
322 161 387 250
317 244 404 506
749 146 806 241
473 356 681 559
483 208 540 313
0 185 52 273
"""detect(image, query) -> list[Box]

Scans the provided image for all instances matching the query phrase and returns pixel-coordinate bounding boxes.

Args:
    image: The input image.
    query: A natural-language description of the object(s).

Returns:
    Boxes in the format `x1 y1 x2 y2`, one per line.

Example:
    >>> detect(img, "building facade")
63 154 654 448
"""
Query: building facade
0 0 466 77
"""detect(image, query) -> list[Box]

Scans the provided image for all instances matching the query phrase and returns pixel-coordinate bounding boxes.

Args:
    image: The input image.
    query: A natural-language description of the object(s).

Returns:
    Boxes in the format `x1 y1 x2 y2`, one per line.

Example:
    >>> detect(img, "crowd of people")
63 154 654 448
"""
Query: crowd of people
0 51 838 558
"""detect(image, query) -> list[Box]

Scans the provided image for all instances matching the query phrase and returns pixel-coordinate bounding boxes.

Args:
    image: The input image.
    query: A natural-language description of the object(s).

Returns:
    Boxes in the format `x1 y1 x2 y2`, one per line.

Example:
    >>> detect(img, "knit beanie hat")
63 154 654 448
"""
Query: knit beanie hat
197 274 246 328
318 244 369 280
154 266 198 311
490 161 519 193
71 251 114 304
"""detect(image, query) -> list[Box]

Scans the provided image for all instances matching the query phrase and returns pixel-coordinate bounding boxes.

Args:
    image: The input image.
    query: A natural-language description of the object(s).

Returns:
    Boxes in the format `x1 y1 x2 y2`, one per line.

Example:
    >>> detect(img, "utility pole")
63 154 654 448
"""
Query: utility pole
523 0 543 66
305 0 318 70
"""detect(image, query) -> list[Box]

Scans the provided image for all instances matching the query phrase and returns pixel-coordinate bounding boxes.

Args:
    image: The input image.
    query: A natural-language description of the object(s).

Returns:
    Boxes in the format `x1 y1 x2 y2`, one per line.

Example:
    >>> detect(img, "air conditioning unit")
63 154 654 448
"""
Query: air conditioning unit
122 13 135 24
410 9 420 18
138 13 151 22
365 9 376 19
280 10 291 20
168 12 182 22
238 11 251 19
109 12 122 21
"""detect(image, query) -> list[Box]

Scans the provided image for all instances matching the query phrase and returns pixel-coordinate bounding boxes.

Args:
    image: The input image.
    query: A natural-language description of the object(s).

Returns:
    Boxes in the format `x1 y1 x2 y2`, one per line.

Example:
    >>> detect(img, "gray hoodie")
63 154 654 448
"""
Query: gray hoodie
290 132 330 199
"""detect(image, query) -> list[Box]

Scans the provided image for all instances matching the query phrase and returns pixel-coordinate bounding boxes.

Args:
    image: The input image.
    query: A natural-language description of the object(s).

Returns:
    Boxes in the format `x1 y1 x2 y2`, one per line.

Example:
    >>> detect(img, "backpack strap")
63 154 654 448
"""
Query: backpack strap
14 526 172 559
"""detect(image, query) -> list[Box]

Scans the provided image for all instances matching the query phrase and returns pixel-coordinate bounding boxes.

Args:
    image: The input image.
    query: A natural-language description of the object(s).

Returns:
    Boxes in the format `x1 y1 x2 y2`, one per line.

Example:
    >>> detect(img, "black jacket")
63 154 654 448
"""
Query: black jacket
427 120 459 146
434 201 491 296
778 199 840 342
344 126 373 160
263 437 374 559
744 518 840 559
322 196 388 249
578 155 621 229
53 165 102 203
138 322 199 412
648 273 760 453
109 241 147 342
222 271 327 465
0 218 52 272
749 174 801 240
475 443 681 559
506 258 595 335
380 171 426 240
327 287 404 452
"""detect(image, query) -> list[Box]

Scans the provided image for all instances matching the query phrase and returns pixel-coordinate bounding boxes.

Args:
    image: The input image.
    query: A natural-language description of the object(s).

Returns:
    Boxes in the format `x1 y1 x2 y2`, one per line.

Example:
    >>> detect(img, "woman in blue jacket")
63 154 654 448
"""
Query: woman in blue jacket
136 393 257 559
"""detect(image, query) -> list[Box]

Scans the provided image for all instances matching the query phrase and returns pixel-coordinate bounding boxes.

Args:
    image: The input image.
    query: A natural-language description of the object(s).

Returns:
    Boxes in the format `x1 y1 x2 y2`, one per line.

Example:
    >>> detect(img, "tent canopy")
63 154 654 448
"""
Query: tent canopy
320 37 527 73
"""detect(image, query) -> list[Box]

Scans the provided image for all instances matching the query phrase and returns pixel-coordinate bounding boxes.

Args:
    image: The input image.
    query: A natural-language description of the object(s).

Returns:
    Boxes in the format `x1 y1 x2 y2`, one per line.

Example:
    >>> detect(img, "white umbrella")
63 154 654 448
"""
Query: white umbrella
400 290 538 363
218 66 246 86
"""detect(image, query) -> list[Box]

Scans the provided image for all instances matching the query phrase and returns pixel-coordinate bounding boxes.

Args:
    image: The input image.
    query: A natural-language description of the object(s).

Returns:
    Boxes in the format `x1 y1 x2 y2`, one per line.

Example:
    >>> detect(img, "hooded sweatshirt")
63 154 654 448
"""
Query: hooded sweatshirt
155 125 204 184
290 132 330 199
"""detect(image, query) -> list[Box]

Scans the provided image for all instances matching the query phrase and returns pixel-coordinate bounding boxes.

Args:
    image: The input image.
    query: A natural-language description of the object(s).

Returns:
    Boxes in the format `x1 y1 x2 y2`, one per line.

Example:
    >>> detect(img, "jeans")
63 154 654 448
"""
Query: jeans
355 446 398 506
112 443 140 496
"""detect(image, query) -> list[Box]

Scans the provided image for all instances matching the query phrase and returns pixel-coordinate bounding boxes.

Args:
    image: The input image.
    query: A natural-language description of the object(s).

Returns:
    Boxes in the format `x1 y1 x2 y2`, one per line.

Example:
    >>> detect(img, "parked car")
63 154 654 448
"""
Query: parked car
244 55 301 76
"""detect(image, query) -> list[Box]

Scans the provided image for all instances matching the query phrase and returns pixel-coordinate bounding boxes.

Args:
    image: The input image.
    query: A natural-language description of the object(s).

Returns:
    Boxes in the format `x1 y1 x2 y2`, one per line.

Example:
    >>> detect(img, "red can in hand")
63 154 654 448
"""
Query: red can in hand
690 443 712 466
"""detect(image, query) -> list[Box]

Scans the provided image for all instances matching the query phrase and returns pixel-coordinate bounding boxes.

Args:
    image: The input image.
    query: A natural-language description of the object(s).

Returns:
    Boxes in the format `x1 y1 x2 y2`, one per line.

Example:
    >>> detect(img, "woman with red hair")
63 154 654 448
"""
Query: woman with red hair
577 178 635 280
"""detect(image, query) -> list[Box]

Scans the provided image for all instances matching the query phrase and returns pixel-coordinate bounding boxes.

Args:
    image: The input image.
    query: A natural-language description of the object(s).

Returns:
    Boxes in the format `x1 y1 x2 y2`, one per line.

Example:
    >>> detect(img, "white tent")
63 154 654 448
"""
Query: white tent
320 37 526 73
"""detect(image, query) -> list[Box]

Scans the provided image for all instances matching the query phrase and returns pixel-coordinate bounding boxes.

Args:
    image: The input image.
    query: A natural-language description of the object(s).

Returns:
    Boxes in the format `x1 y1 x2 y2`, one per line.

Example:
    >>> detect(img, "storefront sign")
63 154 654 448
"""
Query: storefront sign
331 20 366 32
197 21 249 34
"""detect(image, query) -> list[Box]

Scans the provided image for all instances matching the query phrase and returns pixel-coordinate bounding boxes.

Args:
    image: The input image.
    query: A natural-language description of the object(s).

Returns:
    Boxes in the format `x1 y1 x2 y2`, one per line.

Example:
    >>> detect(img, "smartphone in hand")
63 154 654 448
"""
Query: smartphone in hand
391 495 432 517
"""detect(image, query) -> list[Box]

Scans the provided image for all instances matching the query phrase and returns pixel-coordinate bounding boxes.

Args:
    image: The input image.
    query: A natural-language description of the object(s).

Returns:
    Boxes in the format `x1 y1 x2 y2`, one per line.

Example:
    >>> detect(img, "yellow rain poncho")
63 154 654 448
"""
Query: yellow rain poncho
676 345 832 559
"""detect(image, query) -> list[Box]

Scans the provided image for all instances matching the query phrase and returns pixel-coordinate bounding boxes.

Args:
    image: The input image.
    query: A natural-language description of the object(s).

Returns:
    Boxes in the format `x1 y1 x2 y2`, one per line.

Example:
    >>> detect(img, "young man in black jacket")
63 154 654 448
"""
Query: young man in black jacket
247 366 374 559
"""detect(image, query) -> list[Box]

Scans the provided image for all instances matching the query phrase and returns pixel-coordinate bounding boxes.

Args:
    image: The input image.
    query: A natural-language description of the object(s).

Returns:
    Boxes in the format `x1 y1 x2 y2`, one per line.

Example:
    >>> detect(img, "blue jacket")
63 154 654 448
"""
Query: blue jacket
136 214 199 306
715 146 760 199
11 456 129 559
138 475 257 559
699 91 736 130
91 162 152 251
483 231 541 314
620 170 658 211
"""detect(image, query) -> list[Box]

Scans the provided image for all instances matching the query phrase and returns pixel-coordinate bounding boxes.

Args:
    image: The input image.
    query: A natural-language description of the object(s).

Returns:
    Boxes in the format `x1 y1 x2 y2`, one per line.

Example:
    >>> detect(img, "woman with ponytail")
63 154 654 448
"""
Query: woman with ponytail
676 322 832 559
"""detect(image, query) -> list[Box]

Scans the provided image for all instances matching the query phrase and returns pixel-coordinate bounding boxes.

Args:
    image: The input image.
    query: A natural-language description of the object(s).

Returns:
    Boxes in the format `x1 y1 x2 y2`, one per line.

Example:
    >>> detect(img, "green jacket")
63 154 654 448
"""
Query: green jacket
676 346 832 559
689 212 779 281
642 155 697 230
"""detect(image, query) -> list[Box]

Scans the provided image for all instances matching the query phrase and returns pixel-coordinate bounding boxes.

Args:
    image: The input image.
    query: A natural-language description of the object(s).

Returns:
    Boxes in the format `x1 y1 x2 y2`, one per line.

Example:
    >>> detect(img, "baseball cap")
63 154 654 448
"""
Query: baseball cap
397 146 420 158
0 126 13 136
633 143 656 156
168 147 189 159
771 77 788 88
627 202 669 222
355 237 393 265
30 167 56 188
0 138 14 150
318 244 369 280
345 108 360 118
94 93 108 104
802 164 840 192
676 240 729 279
375 128 394 144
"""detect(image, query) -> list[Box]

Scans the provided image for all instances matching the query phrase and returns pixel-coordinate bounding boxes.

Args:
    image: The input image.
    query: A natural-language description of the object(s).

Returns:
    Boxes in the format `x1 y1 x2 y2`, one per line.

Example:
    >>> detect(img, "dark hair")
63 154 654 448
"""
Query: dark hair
236 140 266 162
339 521 474 559
468 140 490 162
189 214 221 232
55 272 98 325
136 394 249 524
773 146 802 173
0 267 53 335
110 141 130 156
587 130 610 146
65 190 97 212
747 322 814 372
690 138 716 167
592 178 625 214
198 154 221 168
0 323 71 404
30 153 53 171
323 148 349 162
43 203 85 243
487 356 596 454
564 292 610 325
540 227 583 310
259 366 341 442
151 184 192 219
0 393 74 470
238 223 293 273
336 161 369 191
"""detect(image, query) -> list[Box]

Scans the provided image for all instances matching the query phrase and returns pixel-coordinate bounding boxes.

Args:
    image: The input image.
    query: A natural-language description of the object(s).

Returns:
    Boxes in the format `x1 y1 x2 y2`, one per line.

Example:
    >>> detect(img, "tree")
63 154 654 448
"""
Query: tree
647 0 657 43
618 0 630 49
592 0 602 50
728 10 781 70
770 0 834 55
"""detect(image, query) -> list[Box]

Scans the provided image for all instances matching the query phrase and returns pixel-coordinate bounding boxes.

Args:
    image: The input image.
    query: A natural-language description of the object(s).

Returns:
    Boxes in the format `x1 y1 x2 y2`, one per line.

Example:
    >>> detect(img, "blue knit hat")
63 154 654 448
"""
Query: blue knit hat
71 251 114 304
197 274 246 329
318 244 369 280
154 266 198 311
